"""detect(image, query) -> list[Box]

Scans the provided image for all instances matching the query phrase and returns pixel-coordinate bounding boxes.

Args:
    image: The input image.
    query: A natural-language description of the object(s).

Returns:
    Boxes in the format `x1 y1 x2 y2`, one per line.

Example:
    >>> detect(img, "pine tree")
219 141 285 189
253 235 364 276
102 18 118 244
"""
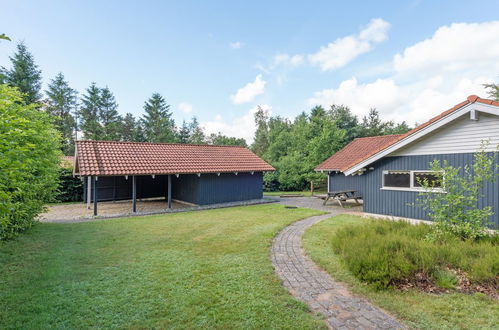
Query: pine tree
141 93 175 142
79 83 102 140
99 87 122 140
1 42 42 104
361 108 386 137
177 120 190 143
121 113 139 141
187 117 206 144
484 81 499 101
44 72 77 154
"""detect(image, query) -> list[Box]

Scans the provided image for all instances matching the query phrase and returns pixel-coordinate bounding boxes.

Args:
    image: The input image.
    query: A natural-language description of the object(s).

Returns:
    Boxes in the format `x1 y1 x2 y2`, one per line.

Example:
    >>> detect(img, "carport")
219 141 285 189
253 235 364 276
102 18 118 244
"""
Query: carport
73 140 274 216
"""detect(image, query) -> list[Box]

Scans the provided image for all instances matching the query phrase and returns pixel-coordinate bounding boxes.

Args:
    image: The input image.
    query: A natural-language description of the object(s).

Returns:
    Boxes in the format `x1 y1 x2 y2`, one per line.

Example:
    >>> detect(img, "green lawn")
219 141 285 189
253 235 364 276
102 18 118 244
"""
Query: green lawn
0 204 326 329
303 214 499 330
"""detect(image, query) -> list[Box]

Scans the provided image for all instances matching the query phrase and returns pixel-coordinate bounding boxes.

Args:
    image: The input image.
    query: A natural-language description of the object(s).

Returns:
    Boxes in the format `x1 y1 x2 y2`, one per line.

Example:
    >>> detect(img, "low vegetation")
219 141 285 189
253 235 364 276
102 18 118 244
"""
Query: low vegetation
0 204 326 329
303 215 499 329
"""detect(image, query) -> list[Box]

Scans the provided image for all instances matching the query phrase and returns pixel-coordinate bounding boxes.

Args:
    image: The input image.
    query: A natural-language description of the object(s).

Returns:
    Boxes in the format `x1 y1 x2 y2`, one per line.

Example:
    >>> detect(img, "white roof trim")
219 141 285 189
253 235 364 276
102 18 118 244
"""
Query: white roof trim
344 102 499 175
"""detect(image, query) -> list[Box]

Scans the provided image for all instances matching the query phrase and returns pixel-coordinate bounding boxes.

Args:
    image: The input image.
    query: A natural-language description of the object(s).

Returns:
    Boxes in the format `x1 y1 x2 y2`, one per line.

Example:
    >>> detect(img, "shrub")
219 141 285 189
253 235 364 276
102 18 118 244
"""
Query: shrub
55 167 83 202
416 144 499 240
0 85 61 239
331 220 498 289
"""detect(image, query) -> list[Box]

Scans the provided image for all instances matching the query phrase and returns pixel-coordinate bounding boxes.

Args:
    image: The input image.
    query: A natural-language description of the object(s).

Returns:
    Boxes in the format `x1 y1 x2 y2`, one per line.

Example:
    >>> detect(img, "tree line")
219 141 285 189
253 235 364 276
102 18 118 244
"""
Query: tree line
251 105 411 191
0 42 247 155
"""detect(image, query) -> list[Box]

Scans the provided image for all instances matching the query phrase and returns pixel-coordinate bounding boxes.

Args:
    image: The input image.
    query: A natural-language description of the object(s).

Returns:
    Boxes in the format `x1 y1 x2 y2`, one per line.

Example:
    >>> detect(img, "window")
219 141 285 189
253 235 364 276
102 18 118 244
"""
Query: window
382 170 443 191
383 171 410 188
413 171 442 188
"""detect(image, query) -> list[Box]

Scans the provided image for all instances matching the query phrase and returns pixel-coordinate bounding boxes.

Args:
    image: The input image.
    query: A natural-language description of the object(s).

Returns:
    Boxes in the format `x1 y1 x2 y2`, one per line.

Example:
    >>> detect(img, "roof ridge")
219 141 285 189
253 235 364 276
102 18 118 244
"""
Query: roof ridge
353 134 403 141
76 140 247 148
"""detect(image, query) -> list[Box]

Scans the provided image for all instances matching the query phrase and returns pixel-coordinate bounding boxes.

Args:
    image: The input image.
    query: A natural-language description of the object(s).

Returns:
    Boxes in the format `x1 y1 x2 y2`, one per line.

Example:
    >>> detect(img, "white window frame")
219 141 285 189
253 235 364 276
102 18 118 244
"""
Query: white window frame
381 170 444 192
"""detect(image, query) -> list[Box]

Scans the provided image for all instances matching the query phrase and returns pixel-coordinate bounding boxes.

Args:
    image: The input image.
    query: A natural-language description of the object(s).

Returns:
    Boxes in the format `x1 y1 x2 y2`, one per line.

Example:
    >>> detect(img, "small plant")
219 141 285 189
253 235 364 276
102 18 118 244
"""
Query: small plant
432 268 458 289
416 142 499 241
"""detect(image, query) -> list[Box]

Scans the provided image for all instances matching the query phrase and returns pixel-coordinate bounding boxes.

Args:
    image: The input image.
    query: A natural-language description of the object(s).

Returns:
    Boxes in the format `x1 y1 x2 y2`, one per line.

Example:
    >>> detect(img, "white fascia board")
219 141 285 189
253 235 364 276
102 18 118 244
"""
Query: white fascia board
473 102 499 117
344 103 475 176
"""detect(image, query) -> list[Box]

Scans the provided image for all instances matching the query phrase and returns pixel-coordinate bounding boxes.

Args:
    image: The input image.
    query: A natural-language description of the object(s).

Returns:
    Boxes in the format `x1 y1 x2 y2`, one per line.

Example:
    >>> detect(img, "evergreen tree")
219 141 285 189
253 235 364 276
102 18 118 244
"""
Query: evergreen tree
360 108 386 137
177 120 190 143
484 81 499 101
141 93 176 142
99 86 122 140
79 83 102 140
1 42 42 104
44 72 77 154
121 113 139 142
187 117 206 144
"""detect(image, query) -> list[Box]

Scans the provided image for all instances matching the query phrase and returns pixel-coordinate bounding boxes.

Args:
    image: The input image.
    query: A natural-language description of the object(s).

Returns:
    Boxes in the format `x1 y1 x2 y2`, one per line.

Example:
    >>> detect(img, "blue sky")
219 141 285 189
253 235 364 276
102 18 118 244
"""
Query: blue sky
2 1 499 141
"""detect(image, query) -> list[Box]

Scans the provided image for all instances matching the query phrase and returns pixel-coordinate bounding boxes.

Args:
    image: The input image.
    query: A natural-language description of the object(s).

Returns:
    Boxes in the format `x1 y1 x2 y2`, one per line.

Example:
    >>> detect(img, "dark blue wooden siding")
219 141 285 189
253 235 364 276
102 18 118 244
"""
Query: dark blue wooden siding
85 175 168 202
172 172 263 205
329 172 366 197
329 153 499 228
85 172 263 205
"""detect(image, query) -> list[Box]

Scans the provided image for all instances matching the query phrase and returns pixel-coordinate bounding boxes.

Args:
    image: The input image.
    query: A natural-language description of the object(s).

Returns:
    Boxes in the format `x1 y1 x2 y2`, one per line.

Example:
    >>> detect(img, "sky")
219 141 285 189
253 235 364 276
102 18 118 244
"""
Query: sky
2 0 499 142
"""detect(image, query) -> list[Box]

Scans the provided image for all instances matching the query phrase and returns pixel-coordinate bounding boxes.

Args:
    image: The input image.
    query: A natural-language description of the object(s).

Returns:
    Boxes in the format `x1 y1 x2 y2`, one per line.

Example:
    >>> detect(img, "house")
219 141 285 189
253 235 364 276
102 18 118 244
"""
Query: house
316 95 499 228
73 140 274 215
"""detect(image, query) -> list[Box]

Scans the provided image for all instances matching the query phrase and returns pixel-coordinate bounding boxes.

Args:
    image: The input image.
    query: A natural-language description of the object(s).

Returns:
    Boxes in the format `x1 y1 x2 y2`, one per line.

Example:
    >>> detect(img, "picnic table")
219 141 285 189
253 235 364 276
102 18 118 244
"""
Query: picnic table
319 190 362 207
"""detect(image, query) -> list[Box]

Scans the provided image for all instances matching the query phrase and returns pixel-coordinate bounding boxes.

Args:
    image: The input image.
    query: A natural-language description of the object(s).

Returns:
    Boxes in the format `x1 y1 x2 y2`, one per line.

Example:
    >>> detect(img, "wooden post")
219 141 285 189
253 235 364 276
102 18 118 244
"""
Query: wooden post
132 175 137 213
167 174 172 209
310 181 314 196
87 176 91 209
92 176 97 216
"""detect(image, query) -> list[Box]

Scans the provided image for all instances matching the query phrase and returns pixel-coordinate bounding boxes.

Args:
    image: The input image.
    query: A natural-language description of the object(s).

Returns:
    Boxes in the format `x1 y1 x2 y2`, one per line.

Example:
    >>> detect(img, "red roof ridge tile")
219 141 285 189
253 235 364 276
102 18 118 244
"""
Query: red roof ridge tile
77 140 247 148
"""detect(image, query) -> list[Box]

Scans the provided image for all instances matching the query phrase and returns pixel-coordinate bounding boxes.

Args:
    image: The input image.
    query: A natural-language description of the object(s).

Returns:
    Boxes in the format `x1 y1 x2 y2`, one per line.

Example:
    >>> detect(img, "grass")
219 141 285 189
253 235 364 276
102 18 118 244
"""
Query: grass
0 204 326 329
264 191 326 197
303 215 499 329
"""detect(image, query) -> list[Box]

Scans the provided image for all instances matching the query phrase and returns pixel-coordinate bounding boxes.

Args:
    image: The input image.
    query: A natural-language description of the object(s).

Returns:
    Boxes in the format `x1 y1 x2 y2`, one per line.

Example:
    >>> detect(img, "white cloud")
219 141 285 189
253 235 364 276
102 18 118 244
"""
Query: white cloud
201 105 272 143
273 54 304 67
178 102 193 114
309 18 391 71
230 74 266 104
394 21 499 74
308 21 499 125
230 41 244 49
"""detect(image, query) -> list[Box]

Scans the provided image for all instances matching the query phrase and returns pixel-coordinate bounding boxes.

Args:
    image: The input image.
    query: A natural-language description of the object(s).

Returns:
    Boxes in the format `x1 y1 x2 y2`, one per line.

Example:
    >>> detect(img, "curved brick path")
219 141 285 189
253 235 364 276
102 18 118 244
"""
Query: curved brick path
271 205 405 329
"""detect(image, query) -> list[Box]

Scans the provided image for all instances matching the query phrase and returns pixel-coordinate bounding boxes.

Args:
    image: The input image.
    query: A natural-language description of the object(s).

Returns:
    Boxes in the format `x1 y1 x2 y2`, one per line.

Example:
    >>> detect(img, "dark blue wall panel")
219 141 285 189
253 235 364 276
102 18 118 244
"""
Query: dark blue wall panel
85 172 264 206
329 172 366 197
329 153 499 228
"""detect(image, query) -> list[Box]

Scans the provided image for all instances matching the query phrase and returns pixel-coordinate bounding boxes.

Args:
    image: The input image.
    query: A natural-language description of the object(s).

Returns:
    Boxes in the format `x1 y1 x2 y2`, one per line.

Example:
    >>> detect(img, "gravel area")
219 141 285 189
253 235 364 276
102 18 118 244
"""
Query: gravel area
40 198 276 223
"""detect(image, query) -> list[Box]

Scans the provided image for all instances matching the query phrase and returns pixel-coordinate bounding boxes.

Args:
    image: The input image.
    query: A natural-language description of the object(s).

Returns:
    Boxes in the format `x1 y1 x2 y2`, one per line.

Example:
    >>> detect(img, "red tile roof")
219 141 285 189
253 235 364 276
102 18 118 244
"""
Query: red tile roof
315 135 402 171
316 95 499 173
74 140 274 176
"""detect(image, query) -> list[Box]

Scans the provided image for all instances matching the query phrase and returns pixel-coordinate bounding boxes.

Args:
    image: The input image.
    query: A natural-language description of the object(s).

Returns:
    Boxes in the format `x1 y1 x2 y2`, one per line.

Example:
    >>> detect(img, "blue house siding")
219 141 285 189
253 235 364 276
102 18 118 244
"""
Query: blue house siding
329 172 366 197
85 175 168 202
86 172 264 205
329 153 499 228
175 172 263 205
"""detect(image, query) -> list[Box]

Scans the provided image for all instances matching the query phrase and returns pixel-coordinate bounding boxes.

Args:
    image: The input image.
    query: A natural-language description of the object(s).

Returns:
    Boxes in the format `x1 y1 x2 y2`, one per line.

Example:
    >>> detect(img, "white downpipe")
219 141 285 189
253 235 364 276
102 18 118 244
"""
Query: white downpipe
327 172 330 192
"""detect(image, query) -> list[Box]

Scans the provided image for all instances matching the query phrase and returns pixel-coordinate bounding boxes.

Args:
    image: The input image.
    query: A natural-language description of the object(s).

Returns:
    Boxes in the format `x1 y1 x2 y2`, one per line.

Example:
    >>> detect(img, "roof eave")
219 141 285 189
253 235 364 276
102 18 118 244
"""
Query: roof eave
343 102 482 175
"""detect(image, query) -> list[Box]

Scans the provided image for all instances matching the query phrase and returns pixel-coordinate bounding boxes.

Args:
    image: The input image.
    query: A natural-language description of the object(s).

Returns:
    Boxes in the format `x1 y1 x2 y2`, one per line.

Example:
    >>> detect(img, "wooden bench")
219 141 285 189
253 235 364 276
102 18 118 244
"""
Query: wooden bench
321 190 362 207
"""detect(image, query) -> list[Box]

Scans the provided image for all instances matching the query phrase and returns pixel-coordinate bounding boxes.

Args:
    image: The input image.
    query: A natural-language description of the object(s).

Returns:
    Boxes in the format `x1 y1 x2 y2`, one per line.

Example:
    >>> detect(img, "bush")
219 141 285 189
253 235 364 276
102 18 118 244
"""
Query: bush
55 167 83 202
416 145 499 240
0 85 61 240
331 220 498 290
